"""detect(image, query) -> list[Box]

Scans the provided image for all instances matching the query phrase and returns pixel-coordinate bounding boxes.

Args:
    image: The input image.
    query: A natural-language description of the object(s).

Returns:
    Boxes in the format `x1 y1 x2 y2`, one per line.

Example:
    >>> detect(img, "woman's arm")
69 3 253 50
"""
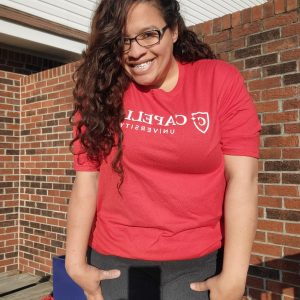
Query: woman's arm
222 155 258 284
65 171 120 300
65 171 99 270
191 155 258 300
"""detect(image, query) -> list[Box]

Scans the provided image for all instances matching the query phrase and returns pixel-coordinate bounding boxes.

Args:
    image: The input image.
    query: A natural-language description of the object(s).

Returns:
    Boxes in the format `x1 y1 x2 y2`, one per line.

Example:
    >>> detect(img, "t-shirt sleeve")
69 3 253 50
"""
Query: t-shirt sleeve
72 118 100 172
217 62 261 158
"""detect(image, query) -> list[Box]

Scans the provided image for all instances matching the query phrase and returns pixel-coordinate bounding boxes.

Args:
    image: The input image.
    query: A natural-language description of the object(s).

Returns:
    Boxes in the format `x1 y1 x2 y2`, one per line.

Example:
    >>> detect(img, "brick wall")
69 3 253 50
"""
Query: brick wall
0 71 22 272
0 0 299 298
192 0 300 299
19 64 76 276
0 44 66 75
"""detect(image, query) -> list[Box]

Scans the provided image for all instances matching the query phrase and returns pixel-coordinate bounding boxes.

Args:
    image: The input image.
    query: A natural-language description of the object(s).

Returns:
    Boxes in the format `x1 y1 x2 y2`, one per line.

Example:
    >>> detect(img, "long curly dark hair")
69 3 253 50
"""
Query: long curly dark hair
70 0 216 186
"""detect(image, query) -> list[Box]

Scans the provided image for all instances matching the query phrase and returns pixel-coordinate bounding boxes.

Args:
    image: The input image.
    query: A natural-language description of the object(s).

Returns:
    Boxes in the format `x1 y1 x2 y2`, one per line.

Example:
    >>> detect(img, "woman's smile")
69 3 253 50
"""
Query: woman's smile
131 58 155 72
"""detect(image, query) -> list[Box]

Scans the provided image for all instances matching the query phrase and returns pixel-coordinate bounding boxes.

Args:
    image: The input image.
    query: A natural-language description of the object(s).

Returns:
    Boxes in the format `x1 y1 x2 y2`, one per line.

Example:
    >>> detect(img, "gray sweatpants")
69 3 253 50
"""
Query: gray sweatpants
86 247 223 300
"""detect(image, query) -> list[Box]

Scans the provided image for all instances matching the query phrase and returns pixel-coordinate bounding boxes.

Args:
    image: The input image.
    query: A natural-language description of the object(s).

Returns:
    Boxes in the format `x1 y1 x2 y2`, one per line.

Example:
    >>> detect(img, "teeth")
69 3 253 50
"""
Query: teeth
135 60 152 69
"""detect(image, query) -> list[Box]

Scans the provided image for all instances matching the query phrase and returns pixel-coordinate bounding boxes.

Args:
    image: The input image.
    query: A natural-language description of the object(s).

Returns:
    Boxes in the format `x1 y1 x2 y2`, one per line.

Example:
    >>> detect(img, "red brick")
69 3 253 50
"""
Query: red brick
46 78 59 86
221 14 231 30
257 219 284 232
252 242 282 257
264 136 299 147
282 23 300 37
232 11 241 27
263 36 298 53
242 68 262 81
250 254 264 265
248 288 281 300
255 101 279 113
263 11 297 29
283 98 300 110
258 207 265 218
216 41 231 54
268 232 300 248
0 258 15 267
263 1 275 18
196 21 211 36
58 74 72 83
213 17 222 33
191 23 201 36
285 222 300 234
282 148 300 159
281 48 300 62
248 77 281 91
262 86 297 100
252 5 263 21
51 83 66 92
286 0 298 11
35 81 47 89
232 22 260 39
263 111 298 124
258 196 282 208
46 218 59 226
255 230 266 242
284 198 300 210
265 184 299 197
284 123 300 134
274 0 286 14
242 8 252 24
283 247 300 259
249 90 261 102
46 93 59 101
7 73 23 80
204 30 230 44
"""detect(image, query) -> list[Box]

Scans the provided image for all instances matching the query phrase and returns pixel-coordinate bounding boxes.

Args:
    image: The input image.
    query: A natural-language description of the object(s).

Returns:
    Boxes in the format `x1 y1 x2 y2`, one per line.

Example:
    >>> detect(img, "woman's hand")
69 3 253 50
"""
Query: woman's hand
66 262 121 300
190 272 246 300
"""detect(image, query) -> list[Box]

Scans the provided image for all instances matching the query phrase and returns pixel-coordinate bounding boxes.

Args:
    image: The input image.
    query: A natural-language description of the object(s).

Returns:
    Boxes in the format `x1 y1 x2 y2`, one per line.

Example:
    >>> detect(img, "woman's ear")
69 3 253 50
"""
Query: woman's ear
171 24 179 43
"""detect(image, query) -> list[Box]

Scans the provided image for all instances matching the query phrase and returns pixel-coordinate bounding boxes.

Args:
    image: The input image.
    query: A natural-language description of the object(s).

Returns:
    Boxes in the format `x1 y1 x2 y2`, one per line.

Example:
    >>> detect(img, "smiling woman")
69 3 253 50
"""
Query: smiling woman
122 3 178 90
66 1 261 300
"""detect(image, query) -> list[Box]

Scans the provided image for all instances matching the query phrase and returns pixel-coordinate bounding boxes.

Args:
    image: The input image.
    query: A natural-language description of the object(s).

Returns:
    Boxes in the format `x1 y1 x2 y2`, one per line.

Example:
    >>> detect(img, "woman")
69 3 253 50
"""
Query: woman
66 0 261 299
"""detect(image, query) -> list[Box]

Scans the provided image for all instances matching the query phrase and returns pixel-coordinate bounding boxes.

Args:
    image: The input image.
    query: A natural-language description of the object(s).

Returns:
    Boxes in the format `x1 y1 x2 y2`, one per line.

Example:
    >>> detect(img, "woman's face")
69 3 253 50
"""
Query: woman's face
122 2 178 91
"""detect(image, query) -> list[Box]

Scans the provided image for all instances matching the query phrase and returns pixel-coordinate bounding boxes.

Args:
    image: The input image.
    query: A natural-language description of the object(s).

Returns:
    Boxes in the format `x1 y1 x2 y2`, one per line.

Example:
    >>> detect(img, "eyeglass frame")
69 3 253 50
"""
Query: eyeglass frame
122 25 169 52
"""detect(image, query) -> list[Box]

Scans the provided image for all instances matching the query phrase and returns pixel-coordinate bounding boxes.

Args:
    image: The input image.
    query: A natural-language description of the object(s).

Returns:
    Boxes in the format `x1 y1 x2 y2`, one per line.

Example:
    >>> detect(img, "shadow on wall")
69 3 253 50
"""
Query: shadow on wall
247 252 300 299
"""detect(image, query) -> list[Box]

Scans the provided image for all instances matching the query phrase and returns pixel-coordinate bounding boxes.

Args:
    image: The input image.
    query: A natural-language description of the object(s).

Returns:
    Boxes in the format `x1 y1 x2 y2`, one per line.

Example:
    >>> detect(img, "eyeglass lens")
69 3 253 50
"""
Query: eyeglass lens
123 30 161 51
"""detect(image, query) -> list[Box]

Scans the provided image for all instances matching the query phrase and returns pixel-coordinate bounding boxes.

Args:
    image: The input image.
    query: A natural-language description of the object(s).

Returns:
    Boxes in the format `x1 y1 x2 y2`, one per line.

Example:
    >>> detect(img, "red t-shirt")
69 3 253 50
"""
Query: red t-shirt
73 59 261 260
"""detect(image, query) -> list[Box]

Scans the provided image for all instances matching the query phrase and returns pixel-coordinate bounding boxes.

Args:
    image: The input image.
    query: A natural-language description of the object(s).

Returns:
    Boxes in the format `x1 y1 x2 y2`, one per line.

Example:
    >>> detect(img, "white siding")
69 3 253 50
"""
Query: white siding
179 0 269 25
0 18 86 56
1 0 269 30
1 0 99 32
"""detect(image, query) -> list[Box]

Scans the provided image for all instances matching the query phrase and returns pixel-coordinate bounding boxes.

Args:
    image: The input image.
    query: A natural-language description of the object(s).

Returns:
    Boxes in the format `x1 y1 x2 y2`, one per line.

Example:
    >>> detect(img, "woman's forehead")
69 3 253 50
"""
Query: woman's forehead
124 2 165 35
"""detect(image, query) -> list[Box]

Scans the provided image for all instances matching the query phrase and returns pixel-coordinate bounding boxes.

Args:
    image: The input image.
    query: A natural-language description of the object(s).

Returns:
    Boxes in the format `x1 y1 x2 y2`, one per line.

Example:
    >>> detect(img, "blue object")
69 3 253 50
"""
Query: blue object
53 255 86 300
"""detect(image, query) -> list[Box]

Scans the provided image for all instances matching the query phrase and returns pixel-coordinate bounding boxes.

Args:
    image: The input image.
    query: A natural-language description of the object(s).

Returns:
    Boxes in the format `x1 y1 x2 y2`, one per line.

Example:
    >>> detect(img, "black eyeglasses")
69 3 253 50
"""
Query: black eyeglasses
122 25 169 52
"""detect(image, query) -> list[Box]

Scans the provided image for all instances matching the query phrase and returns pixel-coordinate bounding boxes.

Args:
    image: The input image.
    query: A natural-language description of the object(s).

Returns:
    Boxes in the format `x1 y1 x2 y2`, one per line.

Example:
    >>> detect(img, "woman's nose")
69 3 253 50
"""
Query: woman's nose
127 40 147 58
